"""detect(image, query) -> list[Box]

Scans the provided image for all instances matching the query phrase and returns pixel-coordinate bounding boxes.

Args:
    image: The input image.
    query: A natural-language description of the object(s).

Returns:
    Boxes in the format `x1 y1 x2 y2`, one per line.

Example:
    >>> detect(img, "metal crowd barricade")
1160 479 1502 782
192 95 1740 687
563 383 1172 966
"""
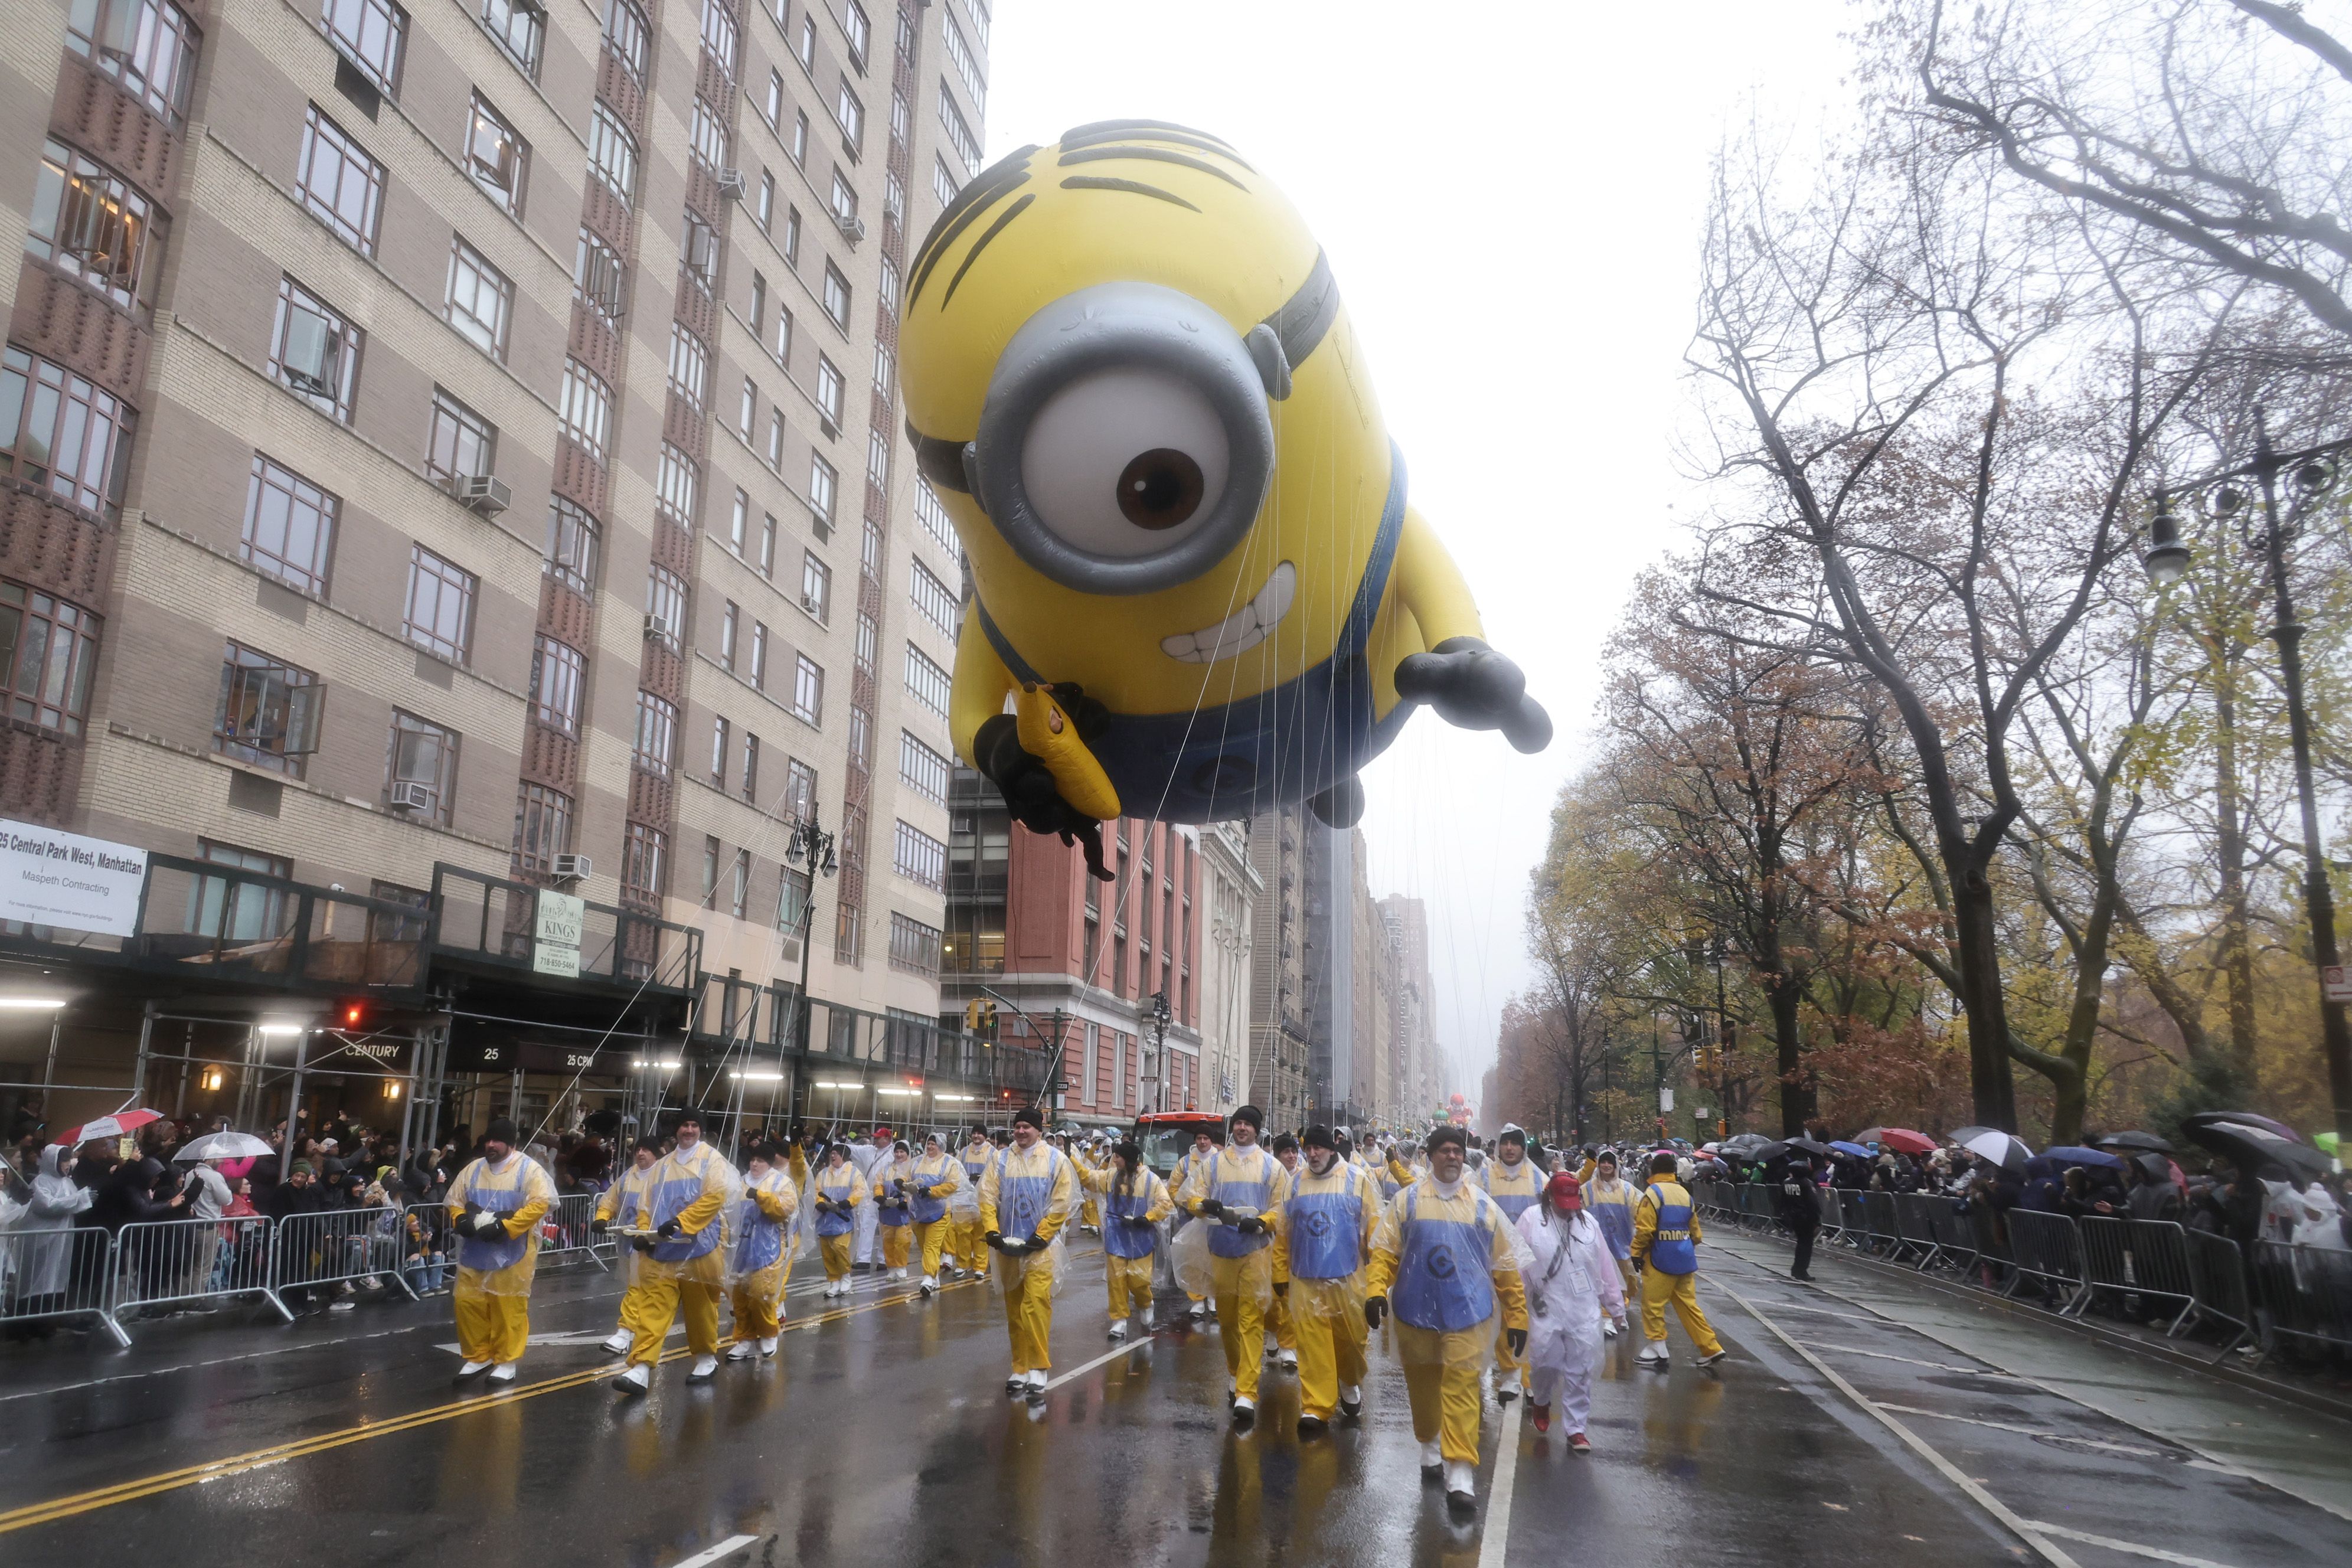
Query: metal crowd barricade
112 1214 288 1335
2075 1217 2199 1328
2183 1229 2253 1357
2251 1239 2352 1358
1815 1186 1845 1243
2001 1210 2088 1311
1838 1191 1873 1250
272 1207 420 1306
536 1191 614 1271
1863 1191 1906 1259
1923 1197 1980 1273
1 1223 124 1347
404 1201 453 1296
1892 1193 1945 1269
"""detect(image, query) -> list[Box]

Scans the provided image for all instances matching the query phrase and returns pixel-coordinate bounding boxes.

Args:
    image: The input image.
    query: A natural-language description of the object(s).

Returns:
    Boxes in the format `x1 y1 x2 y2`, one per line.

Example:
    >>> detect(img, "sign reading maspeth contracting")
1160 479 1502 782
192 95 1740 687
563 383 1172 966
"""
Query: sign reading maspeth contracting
533 888 584 978
0 820 147 937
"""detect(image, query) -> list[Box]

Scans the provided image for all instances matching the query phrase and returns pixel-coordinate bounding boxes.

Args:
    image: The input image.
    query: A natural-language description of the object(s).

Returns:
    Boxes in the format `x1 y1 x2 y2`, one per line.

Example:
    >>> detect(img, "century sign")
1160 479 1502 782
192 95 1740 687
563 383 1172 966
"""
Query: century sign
0 819 147 937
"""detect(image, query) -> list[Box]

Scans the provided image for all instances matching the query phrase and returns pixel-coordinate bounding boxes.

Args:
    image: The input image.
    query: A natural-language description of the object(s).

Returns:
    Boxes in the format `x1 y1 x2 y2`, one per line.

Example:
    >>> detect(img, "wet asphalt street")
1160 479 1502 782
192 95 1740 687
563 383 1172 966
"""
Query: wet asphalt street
2 1229 2348 1567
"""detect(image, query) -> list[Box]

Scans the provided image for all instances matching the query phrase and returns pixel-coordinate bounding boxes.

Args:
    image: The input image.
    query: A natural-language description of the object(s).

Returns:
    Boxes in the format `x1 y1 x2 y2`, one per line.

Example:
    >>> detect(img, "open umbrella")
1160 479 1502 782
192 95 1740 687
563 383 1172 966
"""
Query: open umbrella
2094 1130 2175 1155
1962 1131 2032 1175
1758 1136 1835 1161
2042 1145 2127 1171
1828 1140 1876 1159
1948 1126 2001 1146
2319 1131 2340 1158
1784 1136 1835 1157
58 1109 162 1145
2182 1112 2334 1183
172 1131 273 1162
1856 1127 1937 1155
1720 1132 1776 1158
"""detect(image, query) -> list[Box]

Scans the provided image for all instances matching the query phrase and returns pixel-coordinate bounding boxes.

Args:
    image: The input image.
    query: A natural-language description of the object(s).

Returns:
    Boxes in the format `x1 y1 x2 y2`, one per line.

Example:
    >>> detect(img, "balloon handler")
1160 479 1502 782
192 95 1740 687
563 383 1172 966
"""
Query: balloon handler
1276 1125 1381 1436
1363 1122 1528 1513
590 1136 661 1356
979 1105 1077 1396
1079 1139 1174 1338
444 1117 557 1384
1175 1105 1292 1429
1631 1150 1726 1369
723 1142 800 1362
897 122 1553 861
612 1112 739 1394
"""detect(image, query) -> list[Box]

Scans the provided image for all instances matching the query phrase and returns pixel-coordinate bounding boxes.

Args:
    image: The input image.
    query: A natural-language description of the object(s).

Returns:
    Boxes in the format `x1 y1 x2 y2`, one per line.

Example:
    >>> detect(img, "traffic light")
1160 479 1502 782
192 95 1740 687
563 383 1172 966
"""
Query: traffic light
341 1001 365 1031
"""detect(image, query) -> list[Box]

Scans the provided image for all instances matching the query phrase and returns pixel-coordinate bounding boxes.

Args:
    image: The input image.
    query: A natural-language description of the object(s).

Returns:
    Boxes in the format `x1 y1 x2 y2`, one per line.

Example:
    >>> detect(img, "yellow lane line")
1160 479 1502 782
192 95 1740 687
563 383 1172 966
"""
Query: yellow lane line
1 1278 975 1534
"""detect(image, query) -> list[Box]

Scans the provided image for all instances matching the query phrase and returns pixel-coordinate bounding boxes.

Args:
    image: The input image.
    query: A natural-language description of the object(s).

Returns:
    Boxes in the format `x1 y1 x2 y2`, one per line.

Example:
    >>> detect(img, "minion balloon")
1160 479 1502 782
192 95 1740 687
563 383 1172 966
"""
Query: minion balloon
901 122 1550 876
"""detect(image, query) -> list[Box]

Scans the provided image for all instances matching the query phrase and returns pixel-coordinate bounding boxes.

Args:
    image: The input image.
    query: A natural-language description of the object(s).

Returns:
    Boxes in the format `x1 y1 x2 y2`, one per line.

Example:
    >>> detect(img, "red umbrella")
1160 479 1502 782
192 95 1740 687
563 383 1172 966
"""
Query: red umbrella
1857 1126 1938 1155
59 1108 164 1145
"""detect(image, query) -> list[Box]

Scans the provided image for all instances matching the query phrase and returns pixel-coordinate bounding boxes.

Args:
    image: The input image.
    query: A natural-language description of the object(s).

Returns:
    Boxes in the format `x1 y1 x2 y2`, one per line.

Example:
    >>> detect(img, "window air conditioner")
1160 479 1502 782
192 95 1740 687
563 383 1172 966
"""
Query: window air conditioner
553 853 592 881
800 592 823 616
455 473 511 515
642 613 664 640
715 168 747 199
834 213 866 243
388 781 435 812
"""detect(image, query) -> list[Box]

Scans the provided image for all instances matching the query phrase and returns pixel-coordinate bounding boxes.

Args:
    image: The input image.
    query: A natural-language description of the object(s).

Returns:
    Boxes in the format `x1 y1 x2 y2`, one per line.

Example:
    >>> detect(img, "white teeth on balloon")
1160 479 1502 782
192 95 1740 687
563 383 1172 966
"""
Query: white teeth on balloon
1161 561 1296 664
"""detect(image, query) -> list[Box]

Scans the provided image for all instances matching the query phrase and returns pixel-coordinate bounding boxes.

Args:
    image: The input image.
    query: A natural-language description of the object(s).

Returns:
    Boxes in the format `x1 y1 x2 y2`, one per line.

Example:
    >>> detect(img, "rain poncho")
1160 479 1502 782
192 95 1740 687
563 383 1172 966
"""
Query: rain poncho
979 1139 1076 1295
1582 1174 1637 1262
13 1146 95 1301
907 1149 965 1224
1479 1154 1543 1224
594 1159 658 1285
1174 1145 1289 1310
724 1164 801 1300
635 1139 740 1291
1366 1178 1529 1371
2292 1182 2348 1252
809 1158 867 1237
952 1138 991 1221
1515 1203 1624 1432
871 1152 917 1230
445 1151 557 1296
1278 1158 1378 1324
1080 1161 1174 1258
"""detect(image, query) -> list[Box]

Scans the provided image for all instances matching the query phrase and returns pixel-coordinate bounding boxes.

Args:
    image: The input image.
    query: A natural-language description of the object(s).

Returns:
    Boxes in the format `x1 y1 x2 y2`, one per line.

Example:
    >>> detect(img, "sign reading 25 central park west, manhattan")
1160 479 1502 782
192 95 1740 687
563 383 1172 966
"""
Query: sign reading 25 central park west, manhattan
0 819 148 938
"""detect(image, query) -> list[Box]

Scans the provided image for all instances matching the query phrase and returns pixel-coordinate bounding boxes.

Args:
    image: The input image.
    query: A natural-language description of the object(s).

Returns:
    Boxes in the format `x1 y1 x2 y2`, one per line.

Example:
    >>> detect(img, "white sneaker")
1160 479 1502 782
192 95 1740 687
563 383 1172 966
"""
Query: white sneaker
1339 1384 1363 1417
759 1335 778 1355
920 1275 937 1296
1497 1368 1521 1404
1190 1301 1206 1321
726 1342 753 1362
1138 1308 1154 1331
1278 1349 1298 1371
600 1329 632 1355
1005 1372 1025 1395
487 1363 517 1384
455 1360 490 1380
1109 1320 1129 1341
1231 1394 1256 1427
1419 1437 1443 1475
1026 1368 1049 1391
1602 1319 1619 1340
615 1363 649 1393
1227 1376 1239 1405
686 1355 717 1383
891 1268 907 1281
1638 1341 1669 1366
1443 1459 1476 1508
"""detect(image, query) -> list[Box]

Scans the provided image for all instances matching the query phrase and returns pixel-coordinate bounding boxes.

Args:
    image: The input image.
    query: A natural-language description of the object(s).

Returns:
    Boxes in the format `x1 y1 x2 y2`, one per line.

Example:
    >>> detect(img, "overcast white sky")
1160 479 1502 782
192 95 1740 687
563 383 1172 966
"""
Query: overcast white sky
984 0 1856 1104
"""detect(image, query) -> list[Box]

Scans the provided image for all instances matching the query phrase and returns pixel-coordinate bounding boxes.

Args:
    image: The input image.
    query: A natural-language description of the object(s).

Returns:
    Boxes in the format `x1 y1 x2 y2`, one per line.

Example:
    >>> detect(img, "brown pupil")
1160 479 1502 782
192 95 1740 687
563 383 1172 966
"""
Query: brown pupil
1116 447 1204 530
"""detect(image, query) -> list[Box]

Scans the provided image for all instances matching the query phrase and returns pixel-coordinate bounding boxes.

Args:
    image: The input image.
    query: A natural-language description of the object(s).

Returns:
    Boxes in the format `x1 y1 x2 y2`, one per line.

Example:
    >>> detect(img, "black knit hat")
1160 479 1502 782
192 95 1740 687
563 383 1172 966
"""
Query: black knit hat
1230 1104 1264 1132
485 1118 518 1146
1012 1105 1046 1130
1303 1125 1336 1151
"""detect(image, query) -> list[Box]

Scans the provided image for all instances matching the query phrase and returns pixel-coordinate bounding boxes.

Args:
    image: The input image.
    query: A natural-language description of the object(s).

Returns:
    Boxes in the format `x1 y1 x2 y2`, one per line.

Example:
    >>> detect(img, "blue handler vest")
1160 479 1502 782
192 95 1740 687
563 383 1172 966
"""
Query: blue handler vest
909 1158 956 1224
1102 1177 1160 1260
1394 1185 1501 1334
813 1166 861 1238
875 1165 914 1228
646 1149 726 1265
730 1180 788 1276
1208 1148 1280 1260
995 1147 1063 1240
1644 1180 1698 1275
1484 1158 1542 1224
1285 1171 1367 1280
458 1161 532 1273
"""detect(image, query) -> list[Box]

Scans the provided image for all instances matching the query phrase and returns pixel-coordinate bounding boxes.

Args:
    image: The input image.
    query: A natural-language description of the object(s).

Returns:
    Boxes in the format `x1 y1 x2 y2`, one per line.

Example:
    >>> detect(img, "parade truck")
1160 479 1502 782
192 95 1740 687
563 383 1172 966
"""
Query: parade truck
1131 1110 1227 1181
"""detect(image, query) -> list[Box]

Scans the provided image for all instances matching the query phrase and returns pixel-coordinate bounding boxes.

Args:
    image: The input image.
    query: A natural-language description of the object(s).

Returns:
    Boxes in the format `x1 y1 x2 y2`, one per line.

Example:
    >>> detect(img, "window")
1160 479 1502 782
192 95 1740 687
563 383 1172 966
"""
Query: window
933 155 958 210
270 277 361 422
645 563 687 648
27 140 162 309
445 239 512 357
324 0 406 95
0 583 100 735
899 731 948 806
558 358 613 459
792 109 810 166
528 635 584 733
720 600 739 668
689 96 729 172
784 205 802 265
801 551 831 622
822 262 850 327
792 653 823 724
479 0 543 74
242 453 337 596
891 87 909 145
808 453 836 522
573 228 625 320
0 349 135 522
766 409 785 469
867 426 890 486
667 324 709 411
403 544 476 662
873 342 894 397
66 0 201 125
785 757 817 822
295 107 383 253
740 731 760 800
913 480 958 554
816 355 844 424
749 622 769 688
765 69 784 128
544 497 599 592
656 442 699 524
464 93 527 214
830 171 857 223
777 865 811 935
854 607 877 671
512 782 573 876
844 1 871 67
910 558 957 636
682 210 717 285
730 848 750 917
424 388 495 485
191 841 293 945
385 710 458 824
759 511 778 574
943 10 985 110
966 0 991 47
603 0 648 83
939 86 981 175
700 836 720 900
214 642 321 775
729 488 749 551
589 103 638 204
878 254 899 311
700 0 739 77
621 821 667 905
632 690 677 776
888 911 941 976
749 271 767 332
710 714 729 784
894 820 944 889
905 644 950 716
757 169 775 228
796 13 815 67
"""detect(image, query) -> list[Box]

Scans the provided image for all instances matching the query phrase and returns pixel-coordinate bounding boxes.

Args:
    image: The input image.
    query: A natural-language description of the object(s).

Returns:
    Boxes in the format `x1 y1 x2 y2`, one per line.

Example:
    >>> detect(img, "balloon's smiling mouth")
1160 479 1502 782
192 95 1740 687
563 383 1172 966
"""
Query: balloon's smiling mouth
1159 562 1296 664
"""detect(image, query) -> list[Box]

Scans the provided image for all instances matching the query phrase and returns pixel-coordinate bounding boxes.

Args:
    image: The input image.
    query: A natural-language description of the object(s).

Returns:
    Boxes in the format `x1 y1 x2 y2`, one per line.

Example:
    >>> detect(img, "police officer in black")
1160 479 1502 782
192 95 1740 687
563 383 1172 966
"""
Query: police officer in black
1763 1145 1825 1282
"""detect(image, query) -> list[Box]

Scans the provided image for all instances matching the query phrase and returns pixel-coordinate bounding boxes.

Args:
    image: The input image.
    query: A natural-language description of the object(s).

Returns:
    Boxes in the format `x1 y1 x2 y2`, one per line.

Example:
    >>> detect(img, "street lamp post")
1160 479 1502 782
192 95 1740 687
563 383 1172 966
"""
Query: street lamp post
2146 417 2352 1145
1144 988 1171 1115
783 814 839 1125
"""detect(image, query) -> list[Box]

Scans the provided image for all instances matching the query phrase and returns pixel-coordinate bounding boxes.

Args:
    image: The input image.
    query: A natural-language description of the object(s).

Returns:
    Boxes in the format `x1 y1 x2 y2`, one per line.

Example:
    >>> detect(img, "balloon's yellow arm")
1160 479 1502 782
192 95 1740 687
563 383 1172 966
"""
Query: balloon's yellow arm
1014 684 1121 822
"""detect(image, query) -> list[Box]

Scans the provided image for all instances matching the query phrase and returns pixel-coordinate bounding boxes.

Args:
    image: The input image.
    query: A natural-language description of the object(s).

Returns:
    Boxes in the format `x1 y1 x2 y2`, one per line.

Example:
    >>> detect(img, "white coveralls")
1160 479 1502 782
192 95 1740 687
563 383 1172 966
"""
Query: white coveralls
1513 1204 1626 1435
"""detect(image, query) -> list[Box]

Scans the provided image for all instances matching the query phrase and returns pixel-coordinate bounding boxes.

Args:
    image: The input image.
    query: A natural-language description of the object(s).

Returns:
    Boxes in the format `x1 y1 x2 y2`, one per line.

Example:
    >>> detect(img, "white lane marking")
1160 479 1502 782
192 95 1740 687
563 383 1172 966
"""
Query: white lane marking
2022 1522 2240 1568
1870 1402 2174 1459
0 1321 442 1405
1795 1340 2027 1377
668 1533 759 1568
1477 1396 1526 1568
1719 1282 2083 1568
1040 1335 1150 1390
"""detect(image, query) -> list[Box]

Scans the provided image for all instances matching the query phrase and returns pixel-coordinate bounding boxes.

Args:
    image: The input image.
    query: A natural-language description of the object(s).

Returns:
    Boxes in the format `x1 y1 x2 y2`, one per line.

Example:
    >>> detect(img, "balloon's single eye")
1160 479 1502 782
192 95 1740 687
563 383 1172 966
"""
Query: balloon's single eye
1020 367 1232 560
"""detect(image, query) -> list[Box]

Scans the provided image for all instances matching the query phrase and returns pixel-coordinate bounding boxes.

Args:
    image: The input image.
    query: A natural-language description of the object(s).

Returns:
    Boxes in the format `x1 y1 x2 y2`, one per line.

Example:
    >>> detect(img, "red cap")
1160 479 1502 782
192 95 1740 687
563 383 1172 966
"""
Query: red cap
1549 1172 1583 1210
